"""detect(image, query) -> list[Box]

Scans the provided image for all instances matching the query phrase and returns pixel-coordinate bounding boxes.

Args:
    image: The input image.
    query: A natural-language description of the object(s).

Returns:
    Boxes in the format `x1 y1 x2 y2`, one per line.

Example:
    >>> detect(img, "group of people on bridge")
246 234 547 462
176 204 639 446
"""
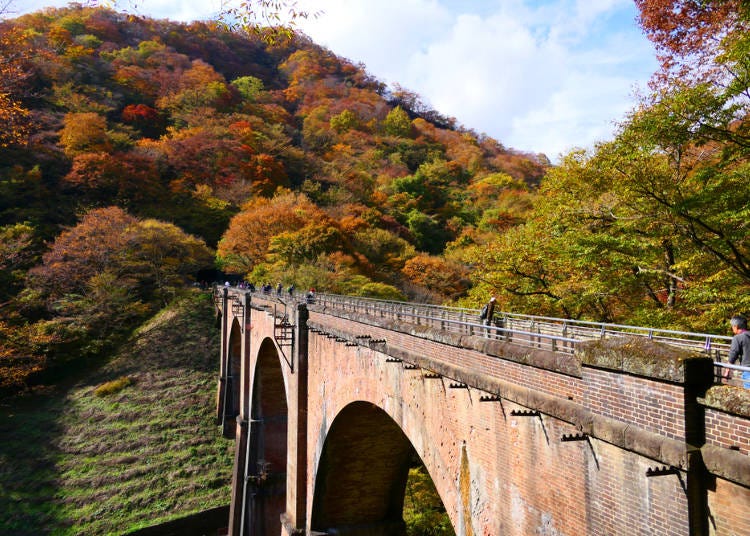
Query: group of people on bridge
222 280 316 304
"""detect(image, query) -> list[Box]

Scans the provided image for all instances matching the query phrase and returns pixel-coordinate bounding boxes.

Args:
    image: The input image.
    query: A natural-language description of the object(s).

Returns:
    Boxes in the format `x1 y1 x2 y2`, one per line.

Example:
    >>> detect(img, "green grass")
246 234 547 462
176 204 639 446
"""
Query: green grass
0 291 234 535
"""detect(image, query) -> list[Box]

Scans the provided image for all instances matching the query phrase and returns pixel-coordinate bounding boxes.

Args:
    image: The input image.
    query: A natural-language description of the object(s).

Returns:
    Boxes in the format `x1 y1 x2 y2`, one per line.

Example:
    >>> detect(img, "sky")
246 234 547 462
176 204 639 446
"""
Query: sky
8 0 659 161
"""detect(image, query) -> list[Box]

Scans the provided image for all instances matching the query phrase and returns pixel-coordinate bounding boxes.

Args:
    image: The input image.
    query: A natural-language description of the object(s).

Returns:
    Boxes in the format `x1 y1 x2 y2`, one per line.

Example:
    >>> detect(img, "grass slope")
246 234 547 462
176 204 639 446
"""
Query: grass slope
0 291 233 535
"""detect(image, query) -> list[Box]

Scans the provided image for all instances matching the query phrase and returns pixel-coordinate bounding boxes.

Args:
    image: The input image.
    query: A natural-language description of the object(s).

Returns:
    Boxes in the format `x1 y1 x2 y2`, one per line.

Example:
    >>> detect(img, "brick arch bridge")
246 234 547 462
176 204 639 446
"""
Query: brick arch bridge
214 289 750 536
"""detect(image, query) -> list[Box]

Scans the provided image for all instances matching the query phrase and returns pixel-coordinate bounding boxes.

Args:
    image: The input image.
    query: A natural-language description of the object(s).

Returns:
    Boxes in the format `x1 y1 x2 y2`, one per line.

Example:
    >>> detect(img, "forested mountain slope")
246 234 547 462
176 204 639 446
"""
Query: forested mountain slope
0 5 547 394
1 2 749 397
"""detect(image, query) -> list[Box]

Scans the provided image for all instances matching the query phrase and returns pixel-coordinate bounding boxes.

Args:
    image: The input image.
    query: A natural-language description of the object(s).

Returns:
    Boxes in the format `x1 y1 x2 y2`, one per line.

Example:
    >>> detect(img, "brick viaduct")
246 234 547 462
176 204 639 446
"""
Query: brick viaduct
214 289 750 536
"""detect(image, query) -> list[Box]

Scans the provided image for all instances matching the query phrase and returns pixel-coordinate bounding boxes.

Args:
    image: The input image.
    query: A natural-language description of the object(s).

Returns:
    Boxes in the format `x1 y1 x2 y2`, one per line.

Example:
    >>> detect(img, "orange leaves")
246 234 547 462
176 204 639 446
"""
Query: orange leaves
0 25 32 147
62 151 162 203
401 254 469 299
29 206 212 305
59 112 111 156
635 0 746 81
0 320 48 393
250 153 288 196
153 125 288 200
217 189 327 273
30 207 137 299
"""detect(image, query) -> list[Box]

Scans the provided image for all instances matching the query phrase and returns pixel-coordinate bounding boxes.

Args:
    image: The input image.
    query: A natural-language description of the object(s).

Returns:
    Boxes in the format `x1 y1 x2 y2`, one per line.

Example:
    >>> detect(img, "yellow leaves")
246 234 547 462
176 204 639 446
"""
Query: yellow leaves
219 189 324 272
327 142 353 158
0 93 30 147
59 112 111 156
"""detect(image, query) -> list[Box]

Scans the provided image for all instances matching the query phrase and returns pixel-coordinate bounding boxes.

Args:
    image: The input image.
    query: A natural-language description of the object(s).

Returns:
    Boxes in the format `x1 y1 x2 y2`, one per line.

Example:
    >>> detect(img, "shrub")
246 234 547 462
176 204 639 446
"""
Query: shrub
94 376 134 397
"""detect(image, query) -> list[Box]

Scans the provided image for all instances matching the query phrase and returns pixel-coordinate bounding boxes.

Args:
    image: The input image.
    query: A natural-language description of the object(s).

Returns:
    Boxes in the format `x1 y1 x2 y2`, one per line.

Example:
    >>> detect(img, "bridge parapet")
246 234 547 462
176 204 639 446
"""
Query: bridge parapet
307 303 712 452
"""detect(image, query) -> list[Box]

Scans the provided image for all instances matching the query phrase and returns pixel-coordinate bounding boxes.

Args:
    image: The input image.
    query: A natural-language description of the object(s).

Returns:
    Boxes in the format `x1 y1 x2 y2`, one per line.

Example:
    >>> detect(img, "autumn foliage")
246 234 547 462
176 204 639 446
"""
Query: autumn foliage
7 0 746 396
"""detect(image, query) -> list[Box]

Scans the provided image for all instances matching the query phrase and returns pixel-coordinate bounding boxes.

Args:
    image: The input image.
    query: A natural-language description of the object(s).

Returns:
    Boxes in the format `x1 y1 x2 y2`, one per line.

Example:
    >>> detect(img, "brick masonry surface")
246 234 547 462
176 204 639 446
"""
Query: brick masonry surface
217 293 750 536
704 407 750 455
301 313 693 535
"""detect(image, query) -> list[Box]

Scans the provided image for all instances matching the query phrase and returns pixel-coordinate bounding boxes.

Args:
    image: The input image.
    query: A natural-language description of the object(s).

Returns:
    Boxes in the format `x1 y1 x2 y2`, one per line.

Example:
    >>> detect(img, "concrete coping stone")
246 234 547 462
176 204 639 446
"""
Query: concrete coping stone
699 385 750 418
312 310 582 378
576 336 714 384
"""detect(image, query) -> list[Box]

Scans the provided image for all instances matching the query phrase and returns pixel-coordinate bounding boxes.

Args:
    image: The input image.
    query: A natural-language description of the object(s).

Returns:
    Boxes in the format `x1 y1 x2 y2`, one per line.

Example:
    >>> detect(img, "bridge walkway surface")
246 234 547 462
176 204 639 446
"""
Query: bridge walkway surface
214 288 750 536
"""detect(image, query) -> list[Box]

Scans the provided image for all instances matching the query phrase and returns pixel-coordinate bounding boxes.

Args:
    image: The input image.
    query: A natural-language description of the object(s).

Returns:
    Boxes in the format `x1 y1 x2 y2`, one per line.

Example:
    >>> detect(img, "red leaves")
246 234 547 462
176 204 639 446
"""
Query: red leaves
62 151 162 203
635 0 745 80
121 104 159 123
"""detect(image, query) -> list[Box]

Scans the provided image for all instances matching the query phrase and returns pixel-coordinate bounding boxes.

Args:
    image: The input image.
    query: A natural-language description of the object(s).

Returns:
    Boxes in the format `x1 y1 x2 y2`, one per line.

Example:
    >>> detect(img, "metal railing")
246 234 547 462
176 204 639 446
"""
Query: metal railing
217 286 749 384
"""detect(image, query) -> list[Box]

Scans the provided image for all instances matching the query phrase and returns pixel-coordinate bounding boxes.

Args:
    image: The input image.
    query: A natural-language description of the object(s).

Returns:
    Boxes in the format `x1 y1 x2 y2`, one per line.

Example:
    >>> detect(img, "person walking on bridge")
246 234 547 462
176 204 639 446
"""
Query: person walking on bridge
480 296 498 337
479 296 496 326
726 315 750 388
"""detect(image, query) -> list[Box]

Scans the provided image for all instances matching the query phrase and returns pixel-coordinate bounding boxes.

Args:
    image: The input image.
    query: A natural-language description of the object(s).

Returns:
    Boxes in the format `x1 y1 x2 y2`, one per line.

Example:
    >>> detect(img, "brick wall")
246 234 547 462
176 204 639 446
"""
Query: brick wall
583 367 686 441
708 478 750 536
301 312 696 535
704 407 749 455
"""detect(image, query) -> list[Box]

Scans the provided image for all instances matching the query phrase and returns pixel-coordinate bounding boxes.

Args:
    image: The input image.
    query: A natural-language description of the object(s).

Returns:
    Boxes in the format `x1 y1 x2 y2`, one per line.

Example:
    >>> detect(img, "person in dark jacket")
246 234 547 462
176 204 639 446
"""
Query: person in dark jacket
726 315 750 388
479 296 496 326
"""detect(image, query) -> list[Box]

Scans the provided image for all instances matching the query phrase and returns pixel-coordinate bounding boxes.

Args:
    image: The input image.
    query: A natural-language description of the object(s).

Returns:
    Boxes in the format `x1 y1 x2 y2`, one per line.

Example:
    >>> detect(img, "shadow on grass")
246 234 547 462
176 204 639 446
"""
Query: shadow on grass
0 291 232 535
0 390 68 535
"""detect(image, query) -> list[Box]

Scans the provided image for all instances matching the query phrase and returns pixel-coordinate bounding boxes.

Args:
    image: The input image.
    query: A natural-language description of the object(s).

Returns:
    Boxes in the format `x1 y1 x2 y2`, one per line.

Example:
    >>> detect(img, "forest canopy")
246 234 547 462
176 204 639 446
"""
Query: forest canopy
0 1 748 395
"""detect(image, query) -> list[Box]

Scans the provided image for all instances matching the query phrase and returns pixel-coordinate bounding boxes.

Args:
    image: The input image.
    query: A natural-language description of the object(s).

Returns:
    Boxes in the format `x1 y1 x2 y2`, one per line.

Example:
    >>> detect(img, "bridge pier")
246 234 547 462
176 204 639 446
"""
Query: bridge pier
282 304 309 534
224 295 311 536
215 286 228 426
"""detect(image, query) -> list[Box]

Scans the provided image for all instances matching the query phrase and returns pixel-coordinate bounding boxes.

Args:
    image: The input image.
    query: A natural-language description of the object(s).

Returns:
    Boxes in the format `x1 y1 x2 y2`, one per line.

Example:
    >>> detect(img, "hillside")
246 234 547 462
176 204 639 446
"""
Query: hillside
0 291 233 535
1 2 749 391
0 5 547 393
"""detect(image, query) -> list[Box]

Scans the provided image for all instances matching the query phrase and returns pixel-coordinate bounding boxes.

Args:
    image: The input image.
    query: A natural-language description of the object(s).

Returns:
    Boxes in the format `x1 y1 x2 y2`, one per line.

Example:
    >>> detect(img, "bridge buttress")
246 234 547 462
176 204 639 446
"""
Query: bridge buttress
228 291 254 534
281 303 309 536
216 286 229 425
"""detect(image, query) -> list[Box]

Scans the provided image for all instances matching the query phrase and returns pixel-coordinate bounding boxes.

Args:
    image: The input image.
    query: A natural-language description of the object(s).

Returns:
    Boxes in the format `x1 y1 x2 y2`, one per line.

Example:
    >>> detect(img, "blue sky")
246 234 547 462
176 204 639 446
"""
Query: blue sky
8 0 658 161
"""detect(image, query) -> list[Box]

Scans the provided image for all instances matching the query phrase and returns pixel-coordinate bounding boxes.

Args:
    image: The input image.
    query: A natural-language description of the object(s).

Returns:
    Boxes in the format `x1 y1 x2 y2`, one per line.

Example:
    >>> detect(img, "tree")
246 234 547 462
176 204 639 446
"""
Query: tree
267 220 343 265
231 75 265 102
405 210 451 255
351 227 416 275
403 465 454 536
635 0 748 82
218 0 320 43
62 151 162 205
217 189 327 273
0 23 32 147
29 206 137 301
383 106 412 137
29 206 212 306
462 1 748 328
0 223 37 301
121 103 163 137
23 205 212 371
401 254 469 300
330 109 359 133
59 112 112 156
117 218 214 305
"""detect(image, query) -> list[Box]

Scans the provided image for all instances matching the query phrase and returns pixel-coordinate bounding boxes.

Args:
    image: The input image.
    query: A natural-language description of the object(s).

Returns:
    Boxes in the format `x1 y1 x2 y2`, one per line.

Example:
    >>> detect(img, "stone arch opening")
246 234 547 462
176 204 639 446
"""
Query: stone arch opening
311 401 453 536
223 317 242 437
242 337 288 535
